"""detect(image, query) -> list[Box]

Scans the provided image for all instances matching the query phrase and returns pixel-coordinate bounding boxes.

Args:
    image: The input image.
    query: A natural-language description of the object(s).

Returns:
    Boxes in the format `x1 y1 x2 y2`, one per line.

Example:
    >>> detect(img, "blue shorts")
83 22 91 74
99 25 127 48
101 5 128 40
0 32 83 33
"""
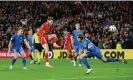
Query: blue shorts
86 50 103 59
12 47 24 54
73 45 82 54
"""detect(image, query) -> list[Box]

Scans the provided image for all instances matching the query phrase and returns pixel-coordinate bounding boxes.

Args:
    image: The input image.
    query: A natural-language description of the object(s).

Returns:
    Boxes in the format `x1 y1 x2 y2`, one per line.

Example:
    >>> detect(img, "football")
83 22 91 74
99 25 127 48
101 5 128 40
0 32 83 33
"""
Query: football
109 25 117 32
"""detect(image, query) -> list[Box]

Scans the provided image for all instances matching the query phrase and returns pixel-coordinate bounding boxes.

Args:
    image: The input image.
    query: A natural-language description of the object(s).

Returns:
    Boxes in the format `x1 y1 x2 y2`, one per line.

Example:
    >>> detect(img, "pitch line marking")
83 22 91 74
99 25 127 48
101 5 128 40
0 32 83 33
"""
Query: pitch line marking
37 76 133 80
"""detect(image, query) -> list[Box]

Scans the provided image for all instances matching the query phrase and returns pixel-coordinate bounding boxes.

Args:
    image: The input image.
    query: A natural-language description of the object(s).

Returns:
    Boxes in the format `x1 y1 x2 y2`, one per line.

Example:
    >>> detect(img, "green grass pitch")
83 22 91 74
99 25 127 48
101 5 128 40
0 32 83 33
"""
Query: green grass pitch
0 59 133 80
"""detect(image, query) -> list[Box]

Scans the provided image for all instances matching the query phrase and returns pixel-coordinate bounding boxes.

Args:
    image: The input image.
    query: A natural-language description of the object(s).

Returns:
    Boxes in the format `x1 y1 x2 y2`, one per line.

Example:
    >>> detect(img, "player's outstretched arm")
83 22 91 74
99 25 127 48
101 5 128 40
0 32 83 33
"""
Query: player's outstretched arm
71 35 74 47
8 40 12 53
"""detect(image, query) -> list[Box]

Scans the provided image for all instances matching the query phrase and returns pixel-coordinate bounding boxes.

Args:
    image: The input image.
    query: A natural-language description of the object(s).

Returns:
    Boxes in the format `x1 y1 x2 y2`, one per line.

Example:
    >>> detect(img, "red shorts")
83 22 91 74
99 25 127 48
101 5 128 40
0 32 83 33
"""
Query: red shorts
38 34 48 45
66 43 72 53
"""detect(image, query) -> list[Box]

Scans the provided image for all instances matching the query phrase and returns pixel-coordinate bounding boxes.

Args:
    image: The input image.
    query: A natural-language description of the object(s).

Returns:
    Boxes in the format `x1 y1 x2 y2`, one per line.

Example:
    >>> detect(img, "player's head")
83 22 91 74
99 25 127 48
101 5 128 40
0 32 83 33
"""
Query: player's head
75 23 80 30
47 17 54 26
18 27 24 35
77 34 84 42
28 29 33 35
84 31 89 38
36 27 40 32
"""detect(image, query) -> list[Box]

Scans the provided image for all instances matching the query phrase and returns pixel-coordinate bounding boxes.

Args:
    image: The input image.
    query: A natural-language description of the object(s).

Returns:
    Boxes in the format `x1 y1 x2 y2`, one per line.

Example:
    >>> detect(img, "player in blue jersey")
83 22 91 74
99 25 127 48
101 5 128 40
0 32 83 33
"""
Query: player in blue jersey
27 29 35 64
8 27 31 70
72 23 84 66
77 33 127 74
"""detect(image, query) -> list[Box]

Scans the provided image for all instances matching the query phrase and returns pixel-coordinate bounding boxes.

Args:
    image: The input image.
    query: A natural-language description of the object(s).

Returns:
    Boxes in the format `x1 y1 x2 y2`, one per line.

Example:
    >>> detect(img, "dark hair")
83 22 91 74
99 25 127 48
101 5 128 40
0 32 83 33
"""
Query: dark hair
84 31 89 35
35 26 40 29
18 27 23 30
77 34 84 40
47 17 54 20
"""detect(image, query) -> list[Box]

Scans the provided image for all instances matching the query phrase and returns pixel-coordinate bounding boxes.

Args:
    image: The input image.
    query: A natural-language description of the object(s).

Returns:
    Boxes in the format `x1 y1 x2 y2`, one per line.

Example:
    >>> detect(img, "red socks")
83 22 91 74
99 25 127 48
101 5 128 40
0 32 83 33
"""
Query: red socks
44 53 49 62
68 54 74 60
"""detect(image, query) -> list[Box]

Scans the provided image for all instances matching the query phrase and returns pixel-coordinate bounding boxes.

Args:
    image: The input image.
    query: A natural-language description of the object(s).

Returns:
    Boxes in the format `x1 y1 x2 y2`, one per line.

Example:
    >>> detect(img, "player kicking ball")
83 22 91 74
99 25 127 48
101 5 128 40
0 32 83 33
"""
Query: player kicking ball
37 17 60 68
77 34 127 74
8 27 31 70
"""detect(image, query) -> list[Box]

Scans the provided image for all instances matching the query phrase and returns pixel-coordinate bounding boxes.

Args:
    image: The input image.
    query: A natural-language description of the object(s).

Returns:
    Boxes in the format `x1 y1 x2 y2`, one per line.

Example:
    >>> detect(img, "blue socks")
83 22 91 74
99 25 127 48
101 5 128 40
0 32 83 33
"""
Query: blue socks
74 56 77 61
107 58 118 62
74 55 82 64
11 57 27 68
22 57 26 67
81 58 91 69
11 58 17 65
79 58 82 64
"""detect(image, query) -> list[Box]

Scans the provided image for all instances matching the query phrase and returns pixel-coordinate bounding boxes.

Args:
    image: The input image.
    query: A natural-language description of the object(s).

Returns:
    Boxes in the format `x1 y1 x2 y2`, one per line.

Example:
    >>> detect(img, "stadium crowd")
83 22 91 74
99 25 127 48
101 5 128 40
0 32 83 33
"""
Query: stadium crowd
0 1 133 49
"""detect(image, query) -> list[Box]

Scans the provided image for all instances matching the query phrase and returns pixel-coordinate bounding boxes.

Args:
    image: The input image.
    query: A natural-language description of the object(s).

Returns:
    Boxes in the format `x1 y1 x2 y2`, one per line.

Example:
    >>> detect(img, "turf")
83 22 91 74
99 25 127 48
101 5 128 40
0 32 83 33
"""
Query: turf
0 59 133 80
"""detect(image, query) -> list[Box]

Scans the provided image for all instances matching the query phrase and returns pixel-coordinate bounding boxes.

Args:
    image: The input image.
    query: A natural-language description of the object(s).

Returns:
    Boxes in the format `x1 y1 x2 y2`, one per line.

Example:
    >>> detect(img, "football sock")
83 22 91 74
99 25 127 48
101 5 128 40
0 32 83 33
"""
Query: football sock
34 50 37 61
68 54 74 60
81 58 91 69
79 58 82 64
37 52 41 63
41 50 44 59
44 53 49 62
22 57 26 67
11 58 17 65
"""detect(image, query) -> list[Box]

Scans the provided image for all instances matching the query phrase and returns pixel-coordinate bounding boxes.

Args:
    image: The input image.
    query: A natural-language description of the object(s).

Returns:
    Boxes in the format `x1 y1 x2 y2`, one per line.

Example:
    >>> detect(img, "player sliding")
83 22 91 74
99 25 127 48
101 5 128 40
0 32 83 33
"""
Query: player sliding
72 23 84 66
8 27 31 70
37 17 60 68
77 34 127 74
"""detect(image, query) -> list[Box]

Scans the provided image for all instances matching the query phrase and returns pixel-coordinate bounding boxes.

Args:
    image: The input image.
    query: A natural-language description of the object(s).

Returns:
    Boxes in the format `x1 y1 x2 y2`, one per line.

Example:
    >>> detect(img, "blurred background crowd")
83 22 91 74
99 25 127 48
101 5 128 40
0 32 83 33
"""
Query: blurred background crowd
0 1 133 49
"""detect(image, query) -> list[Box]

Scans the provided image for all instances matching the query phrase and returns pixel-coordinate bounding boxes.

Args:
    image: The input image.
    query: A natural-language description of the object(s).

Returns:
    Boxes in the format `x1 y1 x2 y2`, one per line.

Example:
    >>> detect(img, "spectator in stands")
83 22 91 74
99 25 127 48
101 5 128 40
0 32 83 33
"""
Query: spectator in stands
98 38 104 49
116 41 122 49
0 1 133 49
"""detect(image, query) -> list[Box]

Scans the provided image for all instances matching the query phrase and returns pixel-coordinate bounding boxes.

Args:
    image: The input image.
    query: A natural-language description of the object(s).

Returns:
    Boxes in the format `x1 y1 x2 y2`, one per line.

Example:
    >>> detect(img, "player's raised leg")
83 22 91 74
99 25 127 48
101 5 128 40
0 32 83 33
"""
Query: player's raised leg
98 54 127 64
48 34 60 48
91 49 127 64
37 17 60 68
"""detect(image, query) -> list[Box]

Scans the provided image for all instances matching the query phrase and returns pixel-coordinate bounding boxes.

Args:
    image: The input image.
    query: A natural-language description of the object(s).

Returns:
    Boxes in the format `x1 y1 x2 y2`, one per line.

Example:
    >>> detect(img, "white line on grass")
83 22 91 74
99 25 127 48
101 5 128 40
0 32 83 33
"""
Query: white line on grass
36 76 133 80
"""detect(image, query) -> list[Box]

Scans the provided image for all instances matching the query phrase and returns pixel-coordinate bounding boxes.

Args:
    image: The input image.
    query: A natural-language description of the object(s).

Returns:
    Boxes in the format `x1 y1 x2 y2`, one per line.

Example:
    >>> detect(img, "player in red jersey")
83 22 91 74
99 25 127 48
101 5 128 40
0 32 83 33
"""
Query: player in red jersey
64 31 74 61
37 17 60 68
